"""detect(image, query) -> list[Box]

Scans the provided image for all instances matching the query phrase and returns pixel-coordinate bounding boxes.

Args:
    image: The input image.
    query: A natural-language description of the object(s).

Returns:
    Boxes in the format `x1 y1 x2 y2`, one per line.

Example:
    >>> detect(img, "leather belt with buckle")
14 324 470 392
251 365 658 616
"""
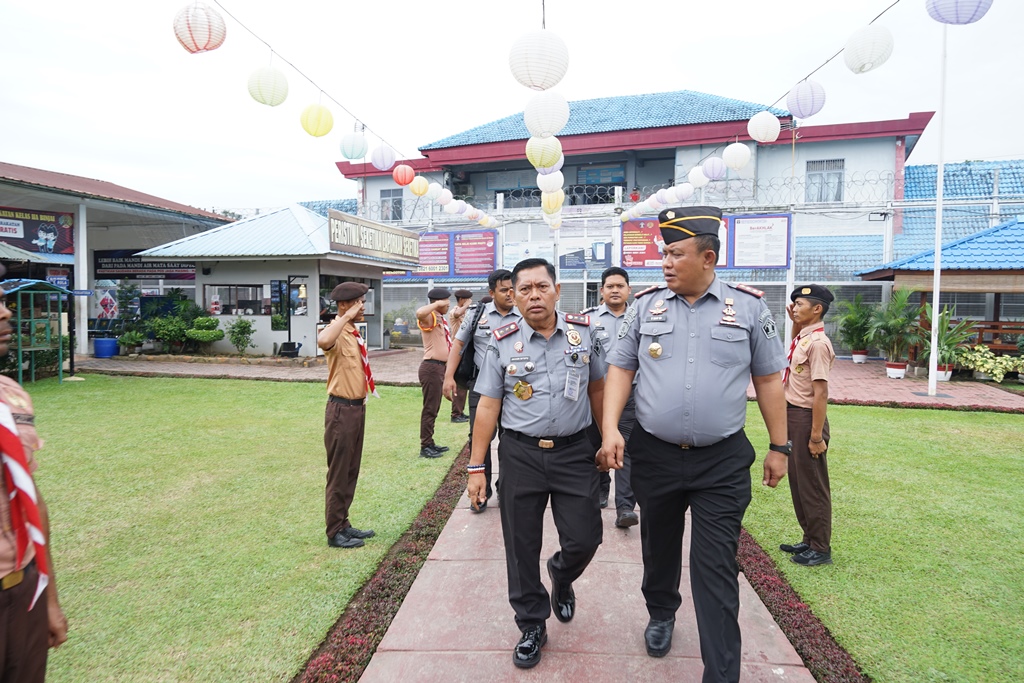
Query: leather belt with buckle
1 565 27 591
504 428 587 450
679 443 691 449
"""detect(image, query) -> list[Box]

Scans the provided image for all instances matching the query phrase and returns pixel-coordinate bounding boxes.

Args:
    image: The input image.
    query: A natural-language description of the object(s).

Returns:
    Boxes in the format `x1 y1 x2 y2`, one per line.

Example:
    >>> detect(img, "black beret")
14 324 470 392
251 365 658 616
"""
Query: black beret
330 282 369 302
453 289 473 300
791 284 834 305
427 287 451 300
658 206 723 244
480 296 493 305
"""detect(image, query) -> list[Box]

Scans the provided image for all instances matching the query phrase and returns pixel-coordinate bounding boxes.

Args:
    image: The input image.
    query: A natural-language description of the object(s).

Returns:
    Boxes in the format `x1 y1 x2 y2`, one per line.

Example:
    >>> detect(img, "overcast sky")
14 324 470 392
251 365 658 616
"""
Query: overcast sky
2 0 1020 212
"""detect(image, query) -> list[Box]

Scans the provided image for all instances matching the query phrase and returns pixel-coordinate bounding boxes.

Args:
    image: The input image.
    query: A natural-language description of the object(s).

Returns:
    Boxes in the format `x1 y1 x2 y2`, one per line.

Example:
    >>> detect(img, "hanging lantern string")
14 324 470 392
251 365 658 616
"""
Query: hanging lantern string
541 0 546 29
210 0 415 161
683 0 903 177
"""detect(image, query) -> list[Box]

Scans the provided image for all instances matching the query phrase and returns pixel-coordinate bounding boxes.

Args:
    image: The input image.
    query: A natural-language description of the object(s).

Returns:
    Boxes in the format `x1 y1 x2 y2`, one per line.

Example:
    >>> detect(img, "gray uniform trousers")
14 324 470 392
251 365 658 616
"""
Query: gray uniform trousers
630 425 755 683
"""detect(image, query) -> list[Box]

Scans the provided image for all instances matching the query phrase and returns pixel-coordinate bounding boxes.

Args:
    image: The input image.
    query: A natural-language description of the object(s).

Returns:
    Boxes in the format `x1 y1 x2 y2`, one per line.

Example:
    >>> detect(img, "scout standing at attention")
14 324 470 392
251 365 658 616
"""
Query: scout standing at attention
416 288 453 458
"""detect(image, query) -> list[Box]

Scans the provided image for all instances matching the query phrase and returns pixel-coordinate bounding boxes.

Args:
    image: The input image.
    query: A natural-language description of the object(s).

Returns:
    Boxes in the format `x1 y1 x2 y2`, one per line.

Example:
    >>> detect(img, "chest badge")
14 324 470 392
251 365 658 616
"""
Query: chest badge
582 354 590 364
648 342 663 358
513 380 533 400
507 364 518 376
723 304 737 317
514 341 524 353
524 361 536 373
649 306 667 315
567 329 583 347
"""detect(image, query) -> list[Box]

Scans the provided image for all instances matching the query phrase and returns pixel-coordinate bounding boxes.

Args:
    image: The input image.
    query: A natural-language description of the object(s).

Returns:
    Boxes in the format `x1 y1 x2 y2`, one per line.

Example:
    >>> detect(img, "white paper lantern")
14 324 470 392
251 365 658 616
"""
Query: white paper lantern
436 188 453 205
537 170 564 193
370 145 397 172
926 0 993 24
662 187 680 204
688 166 710 189
340 133 368 160
747 111 781 143
443 199 463 215
247 66 288 107
425 182 443 200
702 157 727 181
722 143 751 171
537 154 565 175
646 195 663 211
524 90 571 137
455 201 468 214
786 80 826 119
509 30 570 91
844 25 894 75
173 2 226 54
465 207 481 220
655 189 671 205
675 183 695 201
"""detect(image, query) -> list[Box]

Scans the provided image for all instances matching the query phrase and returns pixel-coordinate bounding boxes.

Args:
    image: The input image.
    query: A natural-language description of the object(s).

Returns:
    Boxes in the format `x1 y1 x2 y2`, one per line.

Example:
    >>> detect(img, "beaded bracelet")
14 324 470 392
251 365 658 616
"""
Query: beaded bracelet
467 465 486 474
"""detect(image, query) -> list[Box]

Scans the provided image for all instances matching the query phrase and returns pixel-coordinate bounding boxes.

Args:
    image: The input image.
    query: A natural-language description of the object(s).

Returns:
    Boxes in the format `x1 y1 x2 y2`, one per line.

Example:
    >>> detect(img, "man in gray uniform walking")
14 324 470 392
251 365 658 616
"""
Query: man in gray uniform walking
601 206 790 682
467 258 606 670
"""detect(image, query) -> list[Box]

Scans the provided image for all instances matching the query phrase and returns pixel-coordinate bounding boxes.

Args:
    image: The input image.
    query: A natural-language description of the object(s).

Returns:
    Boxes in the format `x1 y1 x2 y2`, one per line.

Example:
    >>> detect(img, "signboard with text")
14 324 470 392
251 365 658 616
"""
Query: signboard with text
328 210 419 267
0 205 75 255
94 250 195 279
385 230 499 278
620 213 788 270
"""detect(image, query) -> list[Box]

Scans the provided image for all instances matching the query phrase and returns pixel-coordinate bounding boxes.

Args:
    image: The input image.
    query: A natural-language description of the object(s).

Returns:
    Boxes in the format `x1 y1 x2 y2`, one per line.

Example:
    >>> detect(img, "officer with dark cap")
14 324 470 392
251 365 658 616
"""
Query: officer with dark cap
316 282 377 549
416 287 453 458
600 206 789 681
467 258 607 669
780 284 836 567
447 288 474 423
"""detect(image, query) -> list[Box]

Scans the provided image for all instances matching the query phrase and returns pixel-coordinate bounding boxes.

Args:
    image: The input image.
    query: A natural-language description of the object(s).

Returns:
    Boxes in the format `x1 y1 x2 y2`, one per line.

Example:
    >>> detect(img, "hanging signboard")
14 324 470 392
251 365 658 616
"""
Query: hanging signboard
620 213 787 270
327 210 420 267
385 230 498 278
0 205 75 254
94 250 195 279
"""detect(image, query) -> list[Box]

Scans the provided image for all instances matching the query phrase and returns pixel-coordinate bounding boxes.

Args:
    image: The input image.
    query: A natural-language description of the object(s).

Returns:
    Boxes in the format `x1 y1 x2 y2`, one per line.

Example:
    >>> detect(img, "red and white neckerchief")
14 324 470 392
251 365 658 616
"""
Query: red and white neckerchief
440 315 452 352
0 402 48 610
783 326 824 385
351 328 379 398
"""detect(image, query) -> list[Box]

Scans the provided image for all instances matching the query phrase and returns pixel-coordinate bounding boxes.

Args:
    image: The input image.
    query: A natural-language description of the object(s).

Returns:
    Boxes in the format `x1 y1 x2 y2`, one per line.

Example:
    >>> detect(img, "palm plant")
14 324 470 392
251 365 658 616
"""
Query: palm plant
833 294 876 352
868 288 924 363
919 303 978 367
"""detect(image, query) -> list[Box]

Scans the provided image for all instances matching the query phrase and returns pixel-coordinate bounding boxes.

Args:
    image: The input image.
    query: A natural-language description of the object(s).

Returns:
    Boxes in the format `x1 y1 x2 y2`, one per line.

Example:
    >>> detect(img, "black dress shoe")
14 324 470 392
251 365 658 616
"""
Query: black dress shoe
547 557 575 623
512 625 547 669
450 414 469 423
780 541 810 554
599 494 609 509
791 548 833 566
327 531 364 548
615 509 639 528
343 526 375 539
644 617 675 657
434 444 450 453
419 446 443 458
470 499 487 513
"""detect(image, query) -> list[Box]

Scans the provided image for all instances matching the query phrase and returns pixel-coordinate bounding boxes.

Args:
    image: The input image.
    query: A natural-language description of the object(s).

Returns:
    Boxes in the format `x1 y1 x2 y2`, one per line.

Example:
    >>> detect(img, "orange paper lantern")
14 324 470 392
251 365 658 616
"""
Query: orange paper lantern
392 164 414 186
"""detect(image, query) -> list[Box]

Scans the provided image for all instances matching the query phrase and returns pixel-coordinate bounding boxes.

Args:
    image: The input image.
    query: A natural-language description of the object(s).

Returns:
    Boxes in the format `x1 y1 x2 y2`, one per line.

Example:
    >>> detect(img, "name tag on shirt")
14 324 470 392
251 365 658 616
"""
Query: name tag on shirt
564 369 581 401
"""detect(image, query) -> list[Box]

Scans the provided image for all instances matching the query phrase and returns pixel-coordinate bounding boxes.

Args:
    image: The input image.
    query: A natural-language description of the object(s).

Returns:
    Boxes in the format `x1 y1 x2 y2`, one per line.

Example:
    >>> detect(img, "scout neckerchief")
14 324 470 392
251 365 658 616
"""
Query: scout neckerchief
440 315 452 352
783 326 824 385
351 328 379 398
0 401 49 609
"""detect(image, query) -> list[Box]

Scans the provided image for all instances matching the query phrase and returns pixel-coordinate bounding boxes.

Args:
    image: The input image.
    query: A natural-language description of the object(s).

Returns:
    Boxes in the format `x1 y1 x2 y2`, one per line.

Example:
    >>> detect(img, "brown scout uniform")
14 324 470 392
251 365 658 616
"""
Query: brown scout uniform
418 311 450 449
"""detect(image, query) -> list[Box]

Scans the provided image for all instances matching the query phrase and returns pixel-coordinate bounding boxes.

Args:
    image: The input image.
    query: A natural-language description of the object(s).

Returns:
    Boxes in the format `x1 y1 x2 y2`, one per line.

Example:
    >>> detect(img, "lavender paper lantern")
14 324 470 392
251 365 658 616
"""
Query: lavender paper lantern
537 154 564 175
370 145 397 172
786 80 826 119
926 0 993 24
702 157 727 181
675 182 695 201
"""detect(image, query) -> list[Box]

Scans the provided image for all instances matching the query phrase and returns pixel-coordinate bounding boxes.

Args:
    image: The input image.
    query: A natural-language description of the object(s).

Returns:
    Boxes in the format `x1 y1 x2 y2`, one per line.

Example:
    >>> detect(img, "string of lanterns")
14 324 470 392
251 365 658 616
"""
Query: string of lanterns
622 0 994 222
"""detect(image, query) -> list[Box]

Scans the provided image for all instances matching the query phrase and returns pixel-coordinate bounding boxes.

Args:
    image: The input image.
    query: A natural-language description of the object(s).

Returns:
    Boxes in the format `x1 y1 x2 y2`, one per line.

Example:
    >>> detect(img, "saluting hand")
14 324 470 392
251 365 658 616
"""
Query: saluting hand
338 301 364 324
762 451 788 488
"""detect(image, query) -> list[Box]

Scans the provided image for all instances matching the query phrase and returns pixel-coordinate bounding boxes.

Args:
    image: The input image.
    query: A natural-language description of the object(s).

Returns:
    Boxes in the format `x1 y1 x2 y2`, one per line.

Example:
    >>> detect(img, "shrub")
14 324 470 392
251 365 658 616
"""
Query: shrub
225 317 256 354
185 317 225 354
147 315 189 348
117 330 146 348
271 314 287 331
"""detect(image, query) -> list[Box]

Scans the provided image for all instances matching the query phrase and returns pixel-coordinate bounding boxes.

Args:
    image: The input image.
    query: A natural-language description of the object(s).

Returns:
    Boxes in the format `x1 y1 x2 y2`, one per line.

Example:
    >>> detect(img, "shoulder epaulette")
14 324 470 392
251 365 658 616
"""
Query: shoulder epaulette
733 283 764 298
494 322 519 340
634 284 667 299
565 313 590 326
580 306 598 314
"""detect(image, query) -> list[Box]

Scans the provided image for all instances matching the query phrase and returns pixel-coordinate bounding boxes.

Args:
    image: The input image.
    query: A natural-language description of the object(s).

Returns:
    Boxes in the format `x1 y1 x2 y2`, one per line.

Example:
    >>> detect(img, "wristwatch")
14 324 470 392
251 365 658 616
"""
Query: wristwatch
769 440 793 456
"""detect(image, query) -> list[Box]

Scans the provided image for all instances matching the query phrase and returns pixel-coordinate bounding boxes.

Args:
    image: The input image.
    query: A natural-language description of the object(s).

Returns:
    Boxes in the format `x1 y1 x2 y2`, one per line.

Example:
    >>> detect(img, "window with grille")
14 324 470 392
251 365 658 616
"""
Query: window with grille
380 188 403 221
806 159 844 203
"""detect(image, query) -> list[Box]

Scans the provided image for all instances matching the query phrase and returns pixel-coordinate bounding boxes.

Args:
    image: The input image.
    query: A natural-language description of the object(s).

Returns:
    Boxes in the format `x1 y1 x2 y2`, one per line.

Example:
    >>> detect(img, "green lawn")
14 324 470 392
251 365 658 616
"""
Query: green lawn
744 403 1024 683
27 375 467 682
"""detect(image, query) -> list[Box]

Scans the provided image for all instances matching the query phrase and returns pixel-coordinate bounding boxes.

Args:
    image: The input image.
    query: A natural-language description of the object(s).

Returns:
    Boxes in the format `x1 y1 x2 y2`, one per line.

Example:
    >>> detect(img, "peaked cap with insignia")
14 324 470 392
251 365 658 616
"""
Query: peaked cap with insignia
658 206 723 244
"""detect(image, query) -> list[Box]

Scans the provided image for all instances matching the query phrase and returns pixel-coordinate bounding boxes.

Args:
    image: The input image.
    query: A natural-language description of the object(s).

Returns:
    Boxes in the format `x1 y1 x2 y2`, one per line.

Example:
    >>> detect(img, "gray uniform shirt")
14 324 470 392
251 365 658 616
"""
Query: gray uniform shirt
608 277 786 446
454 302 521 371
586 303 627 356
475 311 608 437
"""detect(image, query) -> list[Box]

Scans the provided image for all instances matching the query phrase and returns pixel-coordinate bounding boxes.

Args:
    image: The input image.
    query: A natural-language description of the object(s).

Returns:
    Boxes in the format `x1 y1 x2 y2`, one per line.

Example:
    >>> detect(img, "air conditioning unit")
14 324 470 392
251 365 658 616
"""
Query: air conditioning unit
455 184 475 197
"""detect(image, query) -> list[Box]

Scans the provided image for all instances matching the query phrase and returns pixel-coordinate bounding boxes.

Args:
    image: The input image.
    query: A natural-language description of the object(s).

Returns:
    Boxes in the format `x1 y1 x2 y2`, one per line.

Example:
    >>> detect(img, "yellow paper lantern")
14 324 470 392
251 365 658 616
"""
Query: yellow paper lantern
526 136 562 169
300 104 333 137
409 176 429 197
247 66 288 107
542 189 564 214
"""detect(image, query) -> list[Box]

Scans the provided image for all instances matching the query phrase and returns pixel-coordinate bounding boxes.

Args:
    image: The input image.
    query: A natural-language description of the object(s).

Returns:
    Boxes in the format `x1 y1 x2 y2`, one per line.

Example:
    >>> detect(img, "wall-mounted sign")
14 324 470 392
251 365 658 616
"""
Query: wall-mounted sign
328 210 419 267
94 250 195 279
0 205 75 254
620 213 787 270
576 164 625 185
385 230 498 278
502 241 555 269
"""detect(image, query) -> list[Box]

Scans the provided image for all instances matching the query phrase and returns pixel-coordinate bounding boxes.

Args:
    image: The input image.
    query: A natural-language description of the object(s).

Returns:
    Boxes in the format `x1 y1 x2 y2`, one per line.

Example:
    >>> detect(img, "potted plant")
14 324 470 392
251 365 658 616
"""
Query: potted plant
833 293 875 363
868 287 924 379
918 303 978 381
117 330 145 354
957 344 1019 383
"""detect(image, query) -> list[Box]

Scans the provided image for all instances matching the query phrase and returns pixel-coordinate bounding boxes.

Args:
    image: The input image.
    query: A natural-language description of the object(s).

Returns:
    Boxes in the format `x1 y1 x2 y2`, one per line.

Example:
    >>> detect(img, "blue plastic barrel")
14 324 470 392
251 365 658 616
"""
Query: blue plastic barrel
93 338 118 358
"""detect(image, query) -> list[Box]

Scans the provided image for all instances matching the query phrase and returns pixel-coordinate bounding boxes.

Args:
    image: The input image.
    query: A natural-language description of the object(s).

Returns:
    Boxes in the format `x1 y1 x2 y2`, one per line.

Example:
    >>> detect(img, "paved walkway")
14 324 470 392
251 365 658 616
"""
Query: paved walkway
70 349 1023 681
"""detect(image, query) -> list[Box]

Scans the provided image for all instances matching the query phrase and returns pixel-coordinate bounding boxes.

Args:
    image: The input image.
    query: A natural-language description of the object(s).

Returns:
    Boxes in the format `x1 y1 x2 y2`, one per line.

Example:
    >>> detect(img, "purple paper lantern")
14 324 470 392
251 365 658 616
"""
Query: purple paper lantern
702 157 727 181
926 0 993 24
537 154 564 175
786 80 826 119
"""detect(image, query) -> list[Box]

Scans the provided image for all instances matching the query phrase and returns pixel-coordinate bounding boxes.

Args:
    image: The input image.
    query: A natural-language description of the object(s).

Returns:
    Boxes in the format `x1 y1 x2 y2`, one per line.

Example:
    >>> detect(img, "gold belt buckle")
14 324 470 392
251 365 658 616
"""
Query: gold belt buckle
679 443 691 450
539 439 555 449
1 569 24 590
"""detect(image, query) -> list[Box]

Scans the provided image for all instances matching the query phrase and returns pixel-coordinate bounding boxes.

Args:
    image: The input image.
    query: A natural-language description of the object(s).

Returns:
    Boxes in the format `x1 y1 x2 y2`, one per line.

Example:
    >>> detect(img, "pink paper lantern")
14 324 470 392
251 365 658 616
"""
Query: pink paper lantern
173 2 226 54
392 164 415 186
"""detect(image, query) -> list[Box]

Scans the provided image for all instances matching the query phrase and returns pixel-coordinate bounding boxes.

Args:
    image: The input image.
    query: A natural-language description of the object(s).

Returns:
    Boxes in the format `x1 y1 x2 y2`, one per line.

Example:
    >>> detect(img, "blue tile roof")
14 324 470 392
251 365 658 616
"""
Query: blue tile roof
300 198 358 217
857 216 1024 273
904 160 1024 199
420 90 789 150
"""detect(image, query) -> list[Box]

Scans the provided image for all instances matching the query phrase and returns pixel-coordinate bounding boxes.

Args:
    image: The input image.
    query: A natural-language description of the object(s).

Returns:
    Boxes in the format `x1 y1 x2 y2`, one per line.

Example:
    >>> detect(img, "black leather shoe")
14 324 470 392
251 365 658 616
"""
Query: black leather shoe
470 499 487 513
644 617 675 657
780 541 810 554
343 526 375 539
512 625 547 669
599 494 609 509
419 446 443 458
547 557 575 623
450 414 469 423
434 444 450 453
792 548 833 566
327 531 364 548
615 509 639 528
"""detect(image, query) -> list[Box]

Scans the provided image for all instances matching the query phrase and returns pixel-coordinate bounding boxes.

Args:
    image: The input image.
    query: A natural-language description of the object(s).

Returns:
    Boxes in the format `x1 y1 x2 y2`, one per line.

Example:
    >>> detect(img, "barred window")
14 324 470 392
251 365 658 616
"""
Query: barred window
380 188 403 221
806 159 844 203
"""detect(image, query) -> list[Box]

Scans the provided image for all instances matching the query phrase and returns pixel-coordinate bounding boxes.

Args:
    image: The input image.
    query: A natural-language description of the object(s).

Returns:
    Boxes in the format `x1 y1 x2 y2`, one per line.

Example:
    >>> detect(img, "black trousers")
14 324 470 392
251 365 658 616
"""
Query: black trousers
467 387 499 499
630 425 755 683
497 434 603 630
